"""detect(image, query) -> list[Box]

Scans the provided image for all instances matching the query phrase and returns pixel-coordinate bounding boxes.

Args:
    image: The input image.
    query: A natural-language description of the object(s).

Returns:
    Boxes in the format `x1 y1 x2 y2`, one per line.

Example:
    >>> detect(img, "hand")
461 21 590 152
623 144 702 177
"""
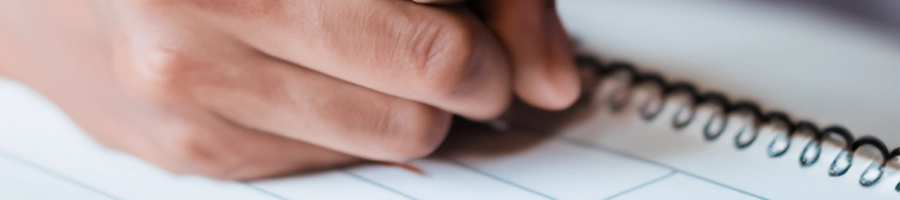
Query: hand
0 0 579 180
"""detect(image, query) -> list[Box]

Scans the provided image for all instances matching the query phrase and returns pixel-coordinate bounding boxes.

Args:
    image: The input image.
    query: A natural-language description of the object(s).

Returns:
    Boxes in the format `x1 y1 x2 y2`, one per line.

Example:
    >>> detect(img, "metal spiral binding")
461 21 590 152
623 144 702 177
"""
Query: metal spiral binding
574 54 900 190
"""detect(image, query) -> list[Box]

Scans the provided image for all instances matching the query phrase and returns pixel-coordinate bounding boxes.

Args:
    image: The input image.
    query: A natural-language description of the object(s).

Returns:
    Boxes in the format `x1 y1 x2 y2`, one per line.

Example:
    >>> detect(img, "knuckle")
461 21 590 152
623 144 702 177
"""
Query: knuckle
403 16 478 99
165 135 214 166
372 103 451 161
159 127 242 179
125 48 199 101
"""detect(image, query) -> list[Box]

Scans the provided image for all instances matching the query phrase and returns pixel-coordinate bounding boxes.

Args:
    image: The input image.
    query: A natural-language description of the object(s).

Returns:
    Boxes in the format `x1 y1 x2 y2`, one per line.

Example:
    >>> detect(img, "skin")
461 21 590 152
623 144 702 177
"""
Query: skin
0 0 580 180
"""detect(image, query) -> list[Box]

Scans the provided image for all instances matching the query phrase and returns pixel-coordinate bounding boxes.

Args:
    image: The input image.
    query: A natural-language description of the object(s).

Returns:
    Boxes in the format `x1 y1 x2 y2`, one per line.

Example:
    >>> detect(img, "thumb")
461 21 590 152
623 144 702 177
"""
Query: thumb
473 0 581 110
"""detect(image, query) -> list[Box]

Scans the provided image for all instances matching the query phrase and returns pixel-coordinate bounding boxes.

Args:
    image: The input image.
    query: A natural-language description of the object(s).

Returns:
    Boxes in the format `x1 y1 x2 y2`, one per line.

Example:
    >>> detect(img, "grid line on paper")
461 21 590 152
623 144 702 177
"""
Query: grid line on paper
240 183 290 200
444 158 557 200
339 169 417 200
674 171 769 200
601 170 677 200
553 136 768 200
0 149 122 200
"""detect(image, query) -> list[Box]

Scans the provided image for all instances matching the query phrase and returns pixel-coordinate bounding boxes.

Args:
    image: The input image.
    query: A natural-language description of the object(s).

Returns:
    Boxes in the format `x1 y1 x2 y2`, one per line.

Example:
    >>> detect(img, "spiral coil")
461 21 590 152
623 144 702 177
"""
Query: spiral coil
574 54 900 190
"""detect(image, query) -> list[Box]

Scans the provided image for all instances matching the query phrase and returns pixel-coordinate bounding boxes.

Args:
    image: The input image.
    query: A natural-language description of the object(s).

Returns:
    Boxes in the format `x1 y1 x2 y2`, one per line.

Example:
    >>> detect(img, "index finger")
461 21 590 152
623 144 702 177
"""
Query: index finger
227 0 514 120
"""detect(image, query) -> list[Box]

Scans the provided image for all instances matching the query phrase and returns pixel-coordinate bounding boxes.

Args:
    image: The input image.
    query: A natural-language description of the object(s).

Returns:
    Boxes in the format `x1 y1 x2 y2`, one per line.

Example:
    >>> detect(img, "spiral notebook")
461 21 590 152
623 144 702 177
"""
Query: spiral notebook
2 1 900 200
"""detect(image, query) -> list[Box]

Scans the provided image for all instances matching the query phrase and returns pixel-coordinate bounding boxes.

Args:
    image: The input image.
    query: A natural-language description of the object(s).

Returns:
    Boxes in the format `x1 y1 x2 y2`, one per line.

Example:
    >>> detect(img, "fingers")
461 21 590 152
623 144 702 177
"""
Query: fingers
223 0 513 120
112 109 360 180
472 0 581 110
121 45 453 162
80 90 360 180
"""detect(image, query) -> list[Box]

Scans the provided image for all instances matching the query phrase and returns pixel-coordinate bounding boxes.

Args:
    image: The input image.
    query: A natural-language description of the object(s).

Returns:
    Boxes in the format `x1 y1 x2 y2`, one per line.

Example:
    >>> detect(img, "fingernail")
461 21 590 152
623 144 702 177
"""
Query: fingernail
377 161 426 176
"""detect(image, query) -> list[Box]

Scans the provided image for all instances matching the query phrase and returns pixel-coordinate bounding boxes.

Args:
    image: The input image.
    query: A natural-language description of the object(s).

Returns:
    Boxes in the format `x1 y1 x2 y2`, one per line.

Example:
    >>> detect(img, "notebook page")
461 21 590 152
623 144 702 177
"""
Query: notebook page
552 94 900 199
0 154 112 200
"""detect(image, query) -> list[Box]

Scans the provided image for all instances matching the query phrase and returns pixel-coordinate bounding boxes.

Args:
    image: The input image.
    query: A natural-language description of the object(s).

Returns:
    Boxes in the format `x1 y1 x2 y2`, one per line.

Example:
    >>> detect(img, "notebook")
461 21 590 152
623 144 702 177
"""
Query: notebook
2 1 899 199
